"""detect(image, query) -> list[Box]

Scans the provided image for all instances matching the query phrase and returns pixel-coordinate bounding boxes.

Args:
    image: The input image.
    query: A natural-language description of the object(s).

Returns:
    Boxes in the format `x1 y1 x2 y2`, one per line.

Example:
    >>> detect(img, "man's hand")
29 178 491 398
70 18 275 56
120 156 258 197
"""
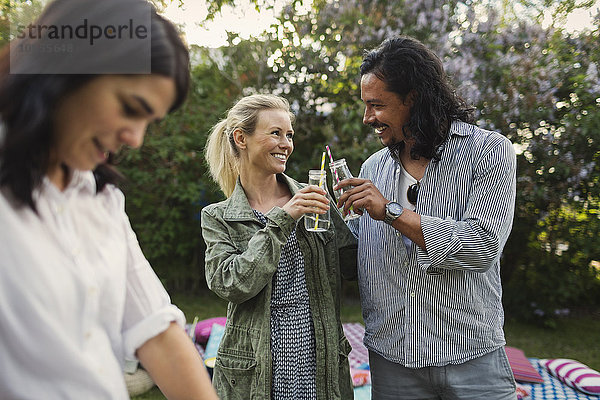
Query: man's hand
334 178 388 221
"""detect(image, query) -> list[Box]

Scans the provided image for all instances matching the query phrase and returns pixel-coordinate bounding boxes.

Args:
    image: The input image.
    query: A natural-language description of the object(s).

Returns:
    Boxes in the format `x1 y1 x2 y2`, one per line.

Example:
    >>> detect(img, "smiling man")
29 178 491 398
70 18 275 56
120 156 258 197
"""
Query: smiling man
335 36 518 399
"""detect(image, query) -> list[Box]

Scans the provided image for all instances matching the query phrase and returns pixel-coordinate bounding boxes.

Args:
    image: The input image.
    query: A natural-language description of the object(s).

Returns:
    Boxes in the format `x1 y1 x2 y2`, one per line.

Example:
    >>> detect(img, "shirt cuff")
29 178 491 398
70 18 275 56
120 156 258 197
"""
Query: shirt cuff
122 304 186 360
417 214 463 272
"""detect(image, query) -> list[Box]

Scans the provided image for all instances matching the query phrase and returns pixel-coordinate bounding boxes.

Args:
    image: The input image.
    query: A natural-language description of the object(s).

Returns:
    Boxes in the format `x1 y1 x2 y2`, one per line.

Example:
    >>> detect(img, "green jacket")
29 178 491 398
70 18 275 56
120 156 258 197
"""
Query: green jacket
201 174 357 400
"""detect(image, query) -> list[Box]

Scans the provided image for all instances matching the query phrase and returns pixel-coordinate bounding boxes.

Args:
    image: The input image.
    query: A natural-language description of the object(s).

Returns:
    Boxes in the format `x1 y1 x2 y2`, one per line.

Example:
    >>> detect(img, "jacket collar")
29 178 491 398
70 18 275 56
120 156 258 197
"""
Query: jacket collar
223 173 301 221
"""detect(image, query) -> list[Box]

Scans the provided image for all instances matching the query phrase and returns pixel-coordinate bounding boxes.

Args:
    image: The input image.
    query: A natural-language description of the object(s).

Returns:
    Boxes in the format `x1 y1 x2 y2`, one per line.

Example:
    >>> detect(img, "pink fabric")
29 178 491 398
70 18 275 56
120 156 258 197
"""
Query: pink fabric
193 317 226 345
343 323 369 368
516 383 531 399
505 346 544 383
541 358 600 395
350 367 370 386
342 323 371 387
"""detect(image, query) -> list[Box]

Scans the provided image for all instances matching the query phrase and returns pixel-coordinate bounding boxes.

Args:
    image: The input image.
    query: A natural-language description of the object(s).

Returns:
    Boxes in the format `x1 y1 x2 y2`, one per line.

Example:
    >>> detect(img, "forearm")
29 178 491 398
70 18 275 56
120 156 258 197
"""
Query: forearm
388 209 425 250
137 322 218 400
205 239 280 303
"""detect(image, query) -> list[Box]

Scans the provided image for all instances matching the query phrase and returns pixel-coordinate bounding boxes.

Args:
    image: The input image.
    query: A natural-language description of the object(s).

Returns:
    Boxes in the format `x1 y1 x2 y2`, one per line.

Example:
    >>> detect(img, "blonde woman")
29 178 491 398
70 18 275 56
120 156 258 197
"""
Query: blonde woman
201 94 356 400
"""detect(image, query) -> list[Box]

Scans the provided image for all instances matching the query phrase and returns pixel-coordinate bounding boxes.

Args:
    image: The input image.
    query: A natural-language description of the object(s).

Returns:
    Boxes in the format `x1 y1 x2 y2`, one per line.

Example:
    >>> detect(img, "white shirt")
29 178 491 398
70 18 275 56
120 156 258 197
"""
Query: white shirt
397 163 417 251
0 170 185 399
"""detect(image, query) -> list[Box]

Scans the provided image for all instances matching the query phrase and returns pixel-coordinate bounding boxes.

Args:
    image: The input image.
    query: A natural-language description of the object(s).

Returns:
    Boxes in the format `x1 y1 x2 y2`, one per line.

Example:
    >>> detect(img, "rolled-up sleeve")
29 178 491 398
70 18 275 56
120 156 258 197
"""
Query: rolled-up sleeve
417 135 516 273
122 241 185 359
115 193 185 360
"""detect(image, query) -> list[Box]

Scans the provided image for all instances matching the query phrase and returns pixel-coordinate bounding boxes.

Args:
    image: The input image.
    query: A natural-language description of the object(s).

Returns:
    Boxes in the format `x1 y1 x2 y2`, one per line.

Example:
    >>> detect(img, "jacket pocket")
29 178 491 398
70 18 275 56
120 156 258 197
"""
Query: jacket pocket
213 354 257 400
213 324 259 399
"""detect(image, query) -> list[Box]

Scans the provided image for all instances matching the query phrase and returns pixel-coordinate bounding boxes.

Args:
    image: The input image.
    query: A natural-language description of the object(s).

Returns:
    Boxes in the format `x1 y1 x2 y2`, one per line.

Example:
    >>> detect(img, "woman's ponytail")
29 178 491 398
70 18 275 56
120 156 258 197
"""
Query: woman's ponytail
204 119 238 197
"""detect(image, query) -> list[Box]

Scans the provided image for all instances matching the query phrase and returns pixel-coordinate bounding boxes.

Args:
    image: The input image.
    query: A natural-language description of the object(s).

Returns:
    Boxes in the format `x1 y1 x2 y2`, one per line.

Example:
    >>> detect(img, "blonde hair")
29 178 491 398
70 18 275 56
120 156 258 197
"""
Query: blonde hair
204 94 295 197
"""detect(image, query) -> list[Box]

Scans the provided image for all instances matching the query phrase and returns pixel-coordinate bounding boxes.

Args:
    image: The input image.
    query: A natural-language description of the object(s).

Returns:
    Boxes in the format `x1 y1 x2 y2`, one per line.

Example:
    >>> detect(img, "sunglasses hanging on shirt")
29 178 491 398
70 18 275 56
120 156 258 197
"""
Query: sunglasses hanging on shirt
407 181 420 206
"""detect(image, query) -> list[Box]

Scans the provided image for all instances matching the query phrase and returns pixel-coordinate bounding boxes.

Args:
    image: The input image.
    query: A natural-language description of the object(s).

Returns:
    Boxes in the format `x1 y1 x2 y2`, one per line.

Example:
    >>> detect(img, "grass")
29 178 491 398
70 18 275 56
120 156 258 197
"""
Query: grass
132 291 600 400
504 314 600 369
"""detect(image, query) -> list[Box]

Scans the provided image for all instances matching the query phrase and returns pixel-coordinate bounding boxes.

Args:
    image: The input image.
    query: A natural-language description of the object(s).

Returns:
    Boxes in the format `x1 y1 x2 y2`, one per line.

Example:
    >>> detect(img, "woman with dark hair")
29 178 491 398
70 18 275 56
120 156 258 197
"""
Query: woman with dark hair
0 0 217 399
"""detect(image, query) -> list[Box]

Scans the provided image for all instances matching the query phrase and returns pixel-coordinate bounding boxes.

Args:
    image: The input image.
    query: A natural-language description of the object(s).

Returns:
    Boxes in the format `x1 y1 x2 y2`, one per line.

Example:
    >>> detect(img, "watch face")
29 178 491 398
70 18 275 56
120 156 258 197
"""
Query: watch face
388 202 403 215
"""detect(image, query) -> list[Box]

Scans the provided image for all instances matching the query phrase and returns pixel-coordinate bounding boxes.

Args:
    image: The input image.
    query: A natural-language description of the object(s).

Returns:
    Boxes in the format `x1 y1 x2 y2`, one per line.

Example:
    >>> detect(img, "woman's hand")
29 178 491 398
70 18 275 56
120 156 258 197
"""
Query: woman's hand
282 185 330 220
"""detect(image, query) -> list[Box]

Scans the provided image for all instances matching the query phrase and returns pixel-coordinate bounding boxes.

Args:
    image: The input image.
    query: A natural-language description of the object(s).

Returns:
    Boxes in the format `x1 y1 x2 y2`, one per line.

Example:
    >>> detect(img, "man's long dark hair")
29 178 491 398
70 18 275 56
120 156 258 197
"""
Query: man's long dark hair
0 0 190 211
360 36 474 161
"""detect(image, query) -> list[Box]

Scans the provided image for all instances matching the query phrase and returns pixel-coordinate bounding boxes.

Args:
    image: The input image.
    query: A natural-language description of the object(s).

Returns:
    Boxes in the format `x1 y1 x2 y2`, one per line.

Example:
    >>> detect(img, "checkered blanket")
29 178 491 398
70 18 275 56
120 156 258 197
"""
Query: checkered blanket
343 323 369 369
194 321 598 400
342 323 372 400
341 322 599 400
520 359 600 399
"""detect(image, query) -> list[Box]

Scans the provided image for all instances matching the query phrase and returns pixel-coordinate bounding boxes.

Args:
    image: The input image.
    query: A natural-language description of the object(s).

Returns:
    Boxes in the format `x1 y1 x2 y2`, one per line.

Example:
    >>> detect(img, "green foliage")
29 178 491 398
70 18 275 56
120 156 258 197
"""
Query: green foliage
117 59 237 290
0 0 44 45
6 0 587 317
497 23 600 322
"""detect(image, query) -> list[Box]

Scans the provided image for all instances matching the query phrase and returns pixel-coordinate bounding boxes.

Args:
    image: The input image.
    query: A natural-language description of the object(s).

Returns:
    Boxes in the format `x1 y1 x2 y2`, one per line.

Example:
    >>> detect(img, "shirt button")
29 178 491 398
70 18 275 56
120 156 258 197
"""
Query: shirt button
85 331 92 339
410 291 416 298
396 231 401 237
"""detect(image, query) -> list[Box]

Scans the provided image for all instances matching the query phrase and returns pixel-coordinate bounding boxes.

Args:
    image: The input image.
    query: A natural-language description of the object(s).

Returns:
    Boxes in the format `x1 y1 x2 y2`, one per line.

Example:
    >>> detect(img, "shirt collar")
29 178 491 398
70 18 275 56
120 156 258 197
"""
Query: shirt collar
388 120 475 162
68 170 97 194
223 173 299 221
40 170 97 200
449 120 475 137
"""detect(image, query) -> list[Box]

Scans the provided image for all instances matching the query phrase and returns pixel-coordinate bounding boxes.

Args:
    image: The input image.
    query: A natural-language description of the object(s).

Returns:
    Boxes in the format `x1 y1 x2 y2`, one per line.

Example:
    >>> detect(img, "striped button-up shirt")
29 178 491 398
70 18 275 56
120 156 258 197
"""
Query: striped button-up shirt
348 120 516 368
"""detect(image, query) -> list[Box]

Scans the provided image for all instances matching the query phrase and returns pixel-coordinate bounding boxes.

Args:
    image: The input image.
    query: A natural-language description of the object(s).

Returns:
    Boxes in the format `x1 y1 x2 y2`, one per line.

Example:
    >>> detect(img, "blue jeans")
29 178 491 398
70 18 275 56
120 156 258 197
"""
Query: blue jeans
369 348 517 400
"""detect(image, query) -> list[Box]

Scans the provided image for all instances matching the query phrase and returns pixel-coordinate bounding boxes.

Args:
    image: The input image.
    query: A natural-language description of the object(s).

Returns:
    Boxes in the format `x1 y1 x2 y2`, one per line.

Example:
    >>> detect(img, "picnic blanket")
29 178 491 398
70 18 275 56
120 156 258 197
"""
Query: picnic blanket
342 323 372 400
520 359 600 400
192 320 599 400
342 323 600 400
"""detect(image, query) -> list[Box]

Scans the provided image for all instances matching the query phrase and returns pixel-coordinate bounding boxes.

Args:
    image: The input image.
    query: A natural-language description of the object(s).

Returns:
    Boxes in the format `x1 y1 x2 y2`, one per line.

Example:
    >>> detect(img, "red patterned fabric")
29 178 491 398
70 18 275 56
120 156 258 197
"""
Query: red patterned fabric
505 346 544 383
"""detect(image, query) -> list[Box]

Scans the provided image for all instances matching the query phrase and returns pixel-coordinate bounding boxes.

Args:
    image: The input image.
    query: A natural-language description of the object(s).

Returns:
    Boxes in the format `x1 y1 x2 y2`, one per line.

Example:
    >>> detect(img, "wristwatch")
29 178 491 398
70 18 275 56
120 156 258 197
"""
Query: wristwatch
384 201 404 225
